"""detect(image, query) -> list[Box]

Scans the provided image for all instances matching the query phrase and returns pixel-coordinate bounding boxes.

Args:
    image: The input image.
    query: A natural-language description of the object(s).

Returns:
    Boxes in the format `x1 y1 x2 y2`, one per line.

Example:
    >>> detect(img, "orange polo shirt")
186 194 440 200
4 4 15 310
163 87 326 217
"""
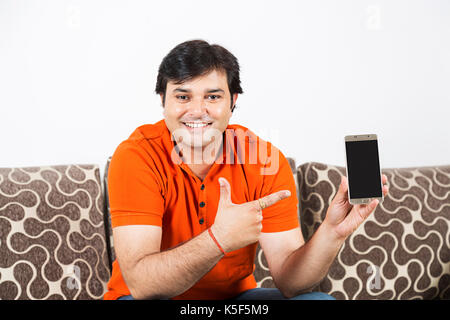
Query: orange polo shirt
104 119 299 300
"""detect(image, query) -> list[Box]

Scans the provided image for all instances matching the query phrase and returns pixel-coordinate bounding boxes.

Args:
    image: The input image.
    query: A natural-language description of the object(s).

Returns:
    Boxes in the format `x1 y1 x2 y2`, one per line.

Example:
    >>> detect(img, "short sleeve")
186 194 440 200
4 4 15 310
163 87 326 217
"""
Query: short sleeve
259 146 300 233
108 140 165 228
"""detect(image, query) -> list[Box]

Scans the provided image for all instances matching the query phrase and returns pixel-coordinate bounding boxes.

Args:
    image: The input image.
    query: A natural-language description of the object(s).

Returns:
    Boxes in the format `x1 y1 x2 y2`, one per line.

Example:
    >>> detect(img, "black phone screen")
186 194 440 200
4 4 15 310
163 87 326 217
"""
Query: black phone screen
345 139 382 199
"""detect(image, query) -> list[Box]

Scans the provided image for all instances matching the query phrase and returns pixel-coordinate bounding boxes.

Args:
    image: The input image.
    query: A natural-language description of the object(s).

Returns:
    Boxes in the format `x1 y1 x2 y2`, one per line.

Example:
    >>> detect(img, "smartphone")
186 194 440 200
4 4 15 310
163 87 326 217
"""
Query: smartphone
344 134 384 205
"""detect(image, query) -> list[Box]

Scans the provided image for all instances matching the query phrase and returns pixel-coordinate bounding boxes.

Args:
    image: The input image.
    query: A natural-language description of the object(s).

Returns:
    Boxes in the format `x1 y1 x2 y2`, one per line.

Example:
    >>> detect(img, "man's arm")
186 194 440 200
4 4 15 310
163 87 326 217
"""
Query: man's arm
260 175 389 298
113 225 224 300
259 225 344 298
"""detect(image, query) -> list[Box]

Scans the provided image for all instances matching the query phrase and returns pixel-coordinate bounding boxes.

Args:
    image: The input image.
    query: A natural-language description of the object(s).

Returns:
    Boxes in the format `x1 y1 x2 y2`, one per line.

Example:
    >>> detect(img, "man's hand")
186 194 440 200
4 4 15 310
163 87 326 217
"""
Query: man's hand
322 175 389 240
211 177 291 253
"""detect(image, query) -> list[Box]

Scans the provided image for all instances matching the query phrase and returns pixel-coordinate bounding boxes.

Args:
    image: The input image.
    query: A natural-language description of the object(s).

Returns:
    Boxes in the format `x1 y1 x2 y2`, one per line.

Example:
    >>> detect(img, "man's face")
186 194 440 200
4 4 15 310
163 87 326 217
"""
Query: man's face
162 69 237 149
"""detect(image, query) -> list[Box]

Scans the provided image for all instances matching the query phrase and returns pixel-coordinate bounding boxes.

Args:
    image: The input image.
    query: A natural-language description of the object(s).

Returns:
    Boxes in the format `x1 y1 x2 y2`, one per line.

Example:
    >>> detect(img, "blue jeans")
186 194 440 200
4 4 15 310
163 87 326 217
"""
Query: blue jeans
118 288 335 300
233 288 335 300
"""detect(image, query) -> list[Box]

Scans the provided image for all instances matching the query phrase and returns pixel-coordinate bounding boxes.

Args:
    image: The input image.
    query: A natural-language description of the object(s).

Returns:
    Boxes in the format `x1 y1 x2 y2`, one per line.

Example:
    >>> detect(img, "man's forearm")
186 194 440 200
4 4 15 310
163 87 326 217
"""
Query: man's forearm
277 223 345 298
129 227 224 300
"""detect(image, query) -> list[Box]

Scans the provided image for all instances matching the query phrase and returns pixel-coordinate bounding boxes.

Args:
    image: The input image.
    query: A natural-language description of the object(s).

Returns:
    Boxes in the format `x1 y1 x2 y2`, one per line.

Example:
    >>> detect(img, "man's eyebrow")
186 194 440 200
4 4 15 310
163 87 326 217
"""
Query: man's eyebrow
172 88 225 94
205 88 225 93
172 88 190 93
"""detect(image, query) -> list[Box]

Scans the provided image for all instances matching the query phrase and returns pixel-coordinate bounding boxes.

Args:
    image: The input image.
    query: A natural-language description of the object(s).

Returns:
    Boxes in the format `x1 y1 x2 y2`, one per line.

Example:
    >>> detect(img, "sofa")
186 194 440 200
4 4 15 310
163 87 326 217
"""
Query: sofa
0 158 448 300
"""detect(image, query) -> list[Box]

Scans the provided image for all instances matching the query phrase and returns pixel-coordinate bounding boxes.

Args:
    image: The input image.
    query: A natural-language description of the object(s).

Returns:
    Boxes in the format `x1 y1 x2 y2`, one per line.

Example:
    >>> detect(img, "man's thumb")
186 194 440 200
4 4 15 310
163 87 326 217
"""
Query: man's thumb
218 177 232 205
333 175 349 204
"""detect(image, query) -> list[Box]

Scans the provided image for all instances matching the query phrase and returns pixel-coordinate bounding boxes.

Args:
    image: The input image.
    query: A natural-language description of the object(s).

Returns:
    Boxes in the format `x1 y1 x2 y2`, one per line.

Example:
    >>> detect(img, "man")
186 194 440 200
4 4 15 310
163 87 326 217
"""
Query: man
104 39 389 300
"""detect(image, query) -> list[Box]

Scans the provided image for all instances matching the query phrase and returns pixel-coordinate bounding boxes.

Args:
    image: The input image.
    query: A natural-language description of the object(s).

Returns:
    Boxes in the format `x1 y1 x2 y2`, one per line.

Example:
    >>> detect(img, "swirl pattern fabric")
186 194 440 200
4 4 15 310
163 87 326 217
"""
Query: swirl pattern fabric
0 165 111 299
299 162 449 299
253 161 450 300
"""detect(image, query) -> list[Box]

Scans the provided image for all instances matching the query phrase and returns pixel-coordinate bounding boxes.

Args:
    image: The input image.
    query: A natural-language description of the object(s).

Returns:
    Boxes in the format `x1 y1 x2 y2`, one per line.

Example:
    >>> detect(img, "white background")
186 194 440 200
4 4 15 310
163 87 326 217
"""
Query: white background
1 0 449 179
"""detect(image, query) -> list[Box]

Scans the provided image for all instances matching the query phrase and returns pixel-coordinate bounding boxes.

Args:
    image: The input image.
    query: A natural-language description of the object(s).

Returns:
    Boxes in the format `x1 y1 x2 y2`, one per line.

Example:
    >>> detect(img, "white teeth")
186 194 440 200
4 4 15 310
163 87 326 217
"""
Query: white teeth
184 122 210 128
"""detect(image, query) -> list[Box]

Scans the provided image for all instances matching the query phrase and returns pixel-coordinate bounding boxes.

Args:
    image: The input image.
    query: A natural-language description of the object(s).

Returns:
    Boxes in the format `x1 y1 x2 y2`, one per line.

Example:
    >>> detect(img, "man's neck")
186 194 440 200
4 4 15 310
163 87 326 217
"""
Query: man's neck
176 135 224 180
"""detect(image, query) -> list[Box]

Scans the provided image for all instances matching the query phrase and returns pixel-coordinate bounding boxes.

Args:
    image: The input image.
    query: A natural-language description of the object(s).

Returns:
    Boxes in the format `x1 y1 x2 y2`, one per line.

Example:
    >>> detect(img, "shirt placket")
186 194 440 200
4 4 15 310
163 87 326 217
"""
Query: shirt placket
198 181 207 229
179 162 208 230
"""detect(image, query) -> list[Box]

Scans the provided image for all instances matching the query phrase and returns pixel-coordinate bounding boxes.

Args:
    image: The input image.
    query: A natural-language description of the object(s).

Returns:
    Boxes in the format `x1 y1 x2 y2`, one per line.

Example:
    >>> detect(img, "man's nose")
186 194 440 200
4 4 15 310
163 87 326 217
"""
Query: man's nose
187 97 207 115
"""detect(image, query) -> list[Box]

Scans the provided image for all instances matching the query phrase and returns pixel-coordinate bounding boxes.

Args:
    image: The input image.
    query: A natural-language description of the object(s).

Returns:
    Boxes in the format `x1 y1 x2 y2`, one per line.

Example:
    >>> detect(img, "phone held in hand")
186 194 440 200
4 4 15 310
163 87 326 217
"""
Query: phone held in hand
344 134 384 205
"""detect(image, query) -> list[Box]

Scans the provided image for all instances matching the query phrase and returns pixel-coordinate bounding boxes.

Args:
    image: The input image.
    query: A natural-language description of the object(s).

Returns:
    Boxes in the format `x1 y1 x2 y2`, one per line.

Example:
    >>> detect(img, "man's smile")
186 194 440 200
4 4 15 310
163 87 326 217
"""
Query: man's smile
181 121 213 131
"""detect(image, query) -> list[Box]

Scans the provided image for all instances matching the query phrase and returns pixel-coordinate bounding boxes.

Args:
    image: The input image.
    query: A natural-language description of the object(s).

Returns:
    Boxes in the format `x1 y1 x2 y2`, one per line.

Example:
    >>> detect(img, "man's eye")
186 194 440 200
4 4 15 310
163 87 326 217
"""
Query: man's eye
208 95 221 100
177 95 189 100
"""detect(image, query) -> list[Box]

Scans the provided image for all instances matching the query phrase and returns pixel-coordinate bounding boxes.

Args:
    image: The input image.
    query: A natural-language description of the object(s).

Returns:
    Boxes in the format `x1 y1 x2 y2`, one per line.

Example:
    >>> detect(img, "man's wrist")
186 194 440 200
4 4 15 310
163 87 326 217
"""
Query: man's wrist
208 227 226 256
319 220 347 246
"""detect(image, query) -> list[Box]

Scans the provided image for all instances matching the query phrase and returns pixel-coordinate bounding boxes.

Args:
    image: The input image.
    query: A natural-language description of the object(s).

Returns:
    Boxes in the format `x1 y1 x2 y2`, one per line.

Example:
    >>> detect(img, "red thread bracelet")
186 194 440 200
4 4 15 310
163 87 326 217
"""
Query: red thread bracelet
208 228 226 256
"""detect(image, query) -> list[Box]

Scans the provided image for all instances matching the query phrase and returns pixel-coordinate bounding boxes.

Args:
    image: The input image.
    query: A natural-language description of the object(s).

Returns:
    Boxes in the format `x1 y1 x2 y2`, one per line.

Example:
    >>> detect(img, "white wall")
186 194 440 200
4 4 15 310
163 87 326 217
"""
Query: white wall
1 0 449 180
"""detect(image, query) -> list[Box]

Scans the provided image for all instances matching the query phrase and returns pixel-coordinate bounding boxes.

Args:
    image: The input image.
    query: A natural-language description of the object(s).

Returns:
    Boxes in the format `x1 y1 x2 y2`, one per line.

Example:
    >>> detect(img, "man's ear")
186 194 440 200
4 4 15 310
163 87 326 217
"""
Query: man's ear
233 93 238 105
231 93 238 112
160 93 165 107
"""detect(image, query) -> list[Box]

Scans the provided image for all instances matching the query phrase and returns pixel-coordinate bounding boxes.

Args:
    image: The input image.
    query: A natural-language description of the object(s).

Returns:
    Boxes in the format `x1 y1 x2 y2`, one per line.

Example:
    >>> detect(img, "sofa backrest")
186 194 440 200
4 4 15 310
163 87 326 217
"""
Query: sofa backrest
4 158 448 300
297 162 450 300
0 164 111 300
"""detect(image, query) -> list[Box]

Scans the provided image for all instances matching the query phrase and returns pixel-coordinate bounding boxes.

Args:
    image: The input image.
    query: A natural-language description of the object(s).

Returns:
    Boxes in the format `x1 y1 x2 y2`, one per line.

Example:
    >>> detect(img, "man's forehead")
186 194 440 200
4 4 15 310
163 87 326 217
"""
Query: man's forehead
171 87 226 93
167 69 228 92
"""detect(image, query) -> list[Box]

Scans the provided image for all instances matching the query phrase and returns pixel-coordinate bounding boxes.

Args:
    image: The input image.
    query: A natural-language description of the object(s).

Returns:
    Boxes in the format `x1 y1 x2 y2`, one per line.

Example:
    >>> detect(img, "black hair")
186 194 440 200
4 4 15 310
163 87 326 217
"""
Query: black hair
155 39 243 112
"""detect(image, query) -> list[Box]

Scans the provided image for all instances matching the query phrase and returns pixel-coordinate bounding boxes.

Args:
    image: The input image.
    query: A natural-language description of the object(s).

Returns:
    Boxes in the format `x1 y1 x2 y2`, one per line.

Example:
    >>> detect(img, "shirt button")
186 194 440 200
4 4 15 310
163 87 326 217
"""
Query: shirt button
199 201 206 208
199 218 204 225
200 184 205 190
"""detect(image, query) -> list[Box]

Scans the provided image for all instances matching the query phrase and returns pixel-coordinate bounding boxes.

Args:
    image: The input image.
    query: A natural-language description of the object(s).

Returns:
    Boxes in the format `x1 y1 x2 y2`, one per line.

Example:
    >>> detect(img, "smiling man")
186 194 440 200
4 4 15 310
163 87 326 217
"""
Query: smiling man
104 39 389 300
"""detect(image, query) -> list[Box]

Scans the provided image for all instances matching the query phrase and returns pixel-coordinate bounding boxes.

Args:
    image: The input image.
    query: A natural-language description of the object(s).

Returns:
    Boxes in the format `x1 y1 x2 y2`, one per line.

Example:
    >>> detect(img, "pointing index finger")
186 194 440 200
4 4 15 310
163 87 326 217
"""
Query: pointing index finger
257 190 291 210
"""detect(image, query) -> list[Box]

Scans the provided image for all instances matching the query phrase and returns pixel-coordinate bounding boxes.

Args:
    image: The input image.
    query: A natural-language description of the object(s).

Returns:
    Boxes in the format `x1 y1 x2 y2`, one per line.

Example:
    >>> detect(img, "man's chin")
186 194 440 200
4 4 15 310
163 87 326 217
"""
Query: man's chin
174 126 222 146
181 139 212 149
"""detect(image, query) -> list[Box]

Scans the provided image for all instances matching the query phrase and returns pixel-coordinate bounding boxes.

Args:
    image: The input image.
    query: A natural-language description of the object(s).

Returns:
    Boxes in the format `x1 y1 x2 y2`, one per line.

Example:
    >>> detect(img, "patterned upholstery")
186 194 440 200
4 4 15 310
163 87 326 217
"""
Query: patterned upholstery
297 162 450 299
0 165 111 299
4 158 447 300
